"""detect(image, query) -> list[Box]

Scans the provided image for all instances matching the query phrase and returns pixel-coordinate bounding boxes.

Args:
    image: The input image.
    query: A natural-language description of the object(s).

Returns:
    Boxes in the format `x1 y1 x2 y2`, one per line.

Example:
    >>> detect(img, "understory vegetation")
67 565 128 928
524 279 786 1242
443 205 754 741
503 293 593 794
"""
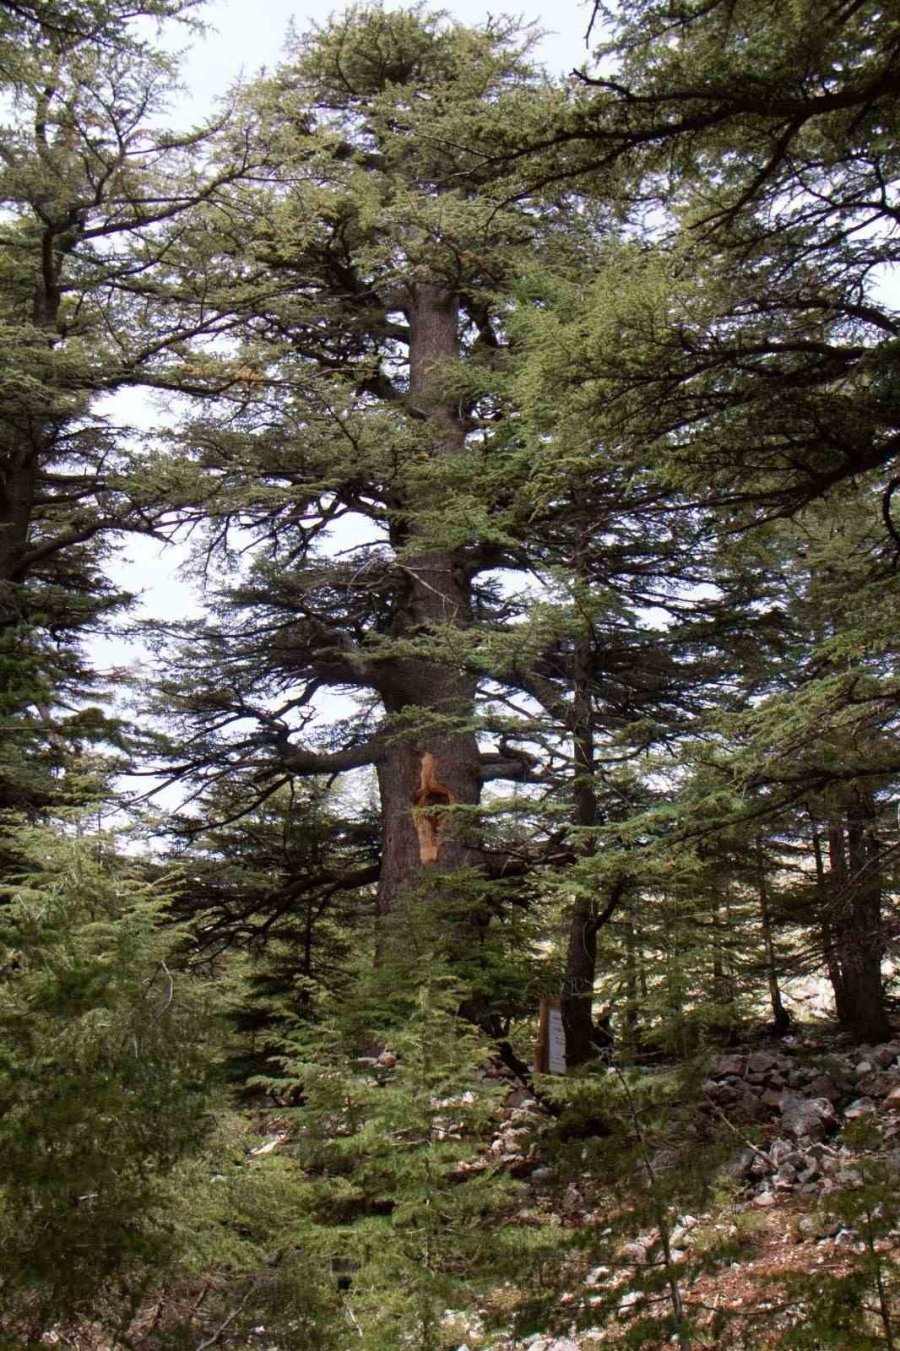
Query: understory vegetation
1 1 900 1346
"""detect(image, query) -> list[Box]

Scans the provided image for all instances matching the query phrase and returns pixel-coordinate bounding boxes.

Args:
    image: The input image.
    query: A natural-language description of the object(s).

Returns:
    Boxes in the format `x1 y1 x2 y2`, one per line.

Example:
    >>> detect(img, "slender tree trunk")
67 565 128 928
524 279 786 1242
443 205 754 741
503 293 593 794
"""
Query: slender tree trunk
561 628 600 1066
711 894 731 1011
811 816 848 1023
663 894 686 1051
756 838 790 1035
622 911 639 1059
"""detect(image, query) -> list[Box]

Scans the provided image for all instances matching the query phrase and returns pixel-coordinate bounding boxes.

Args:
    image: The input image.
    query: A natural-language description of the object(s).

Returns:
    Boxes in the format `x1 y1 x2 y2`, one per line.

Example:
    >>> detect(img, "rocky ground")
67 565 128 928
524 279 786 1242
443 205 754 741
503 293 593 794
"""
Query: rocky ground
463 1034 900 1349
45 1032 900 1349
703 1038 900 1204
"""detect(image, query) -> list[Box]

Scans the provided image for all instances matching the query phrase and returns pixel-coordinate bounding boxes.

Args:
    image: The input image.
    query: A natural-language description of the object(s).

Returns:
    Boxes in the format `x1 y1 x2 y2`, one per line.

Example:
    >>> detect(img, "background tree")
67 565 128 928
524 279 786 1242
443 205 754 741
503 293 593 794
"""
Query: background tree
504 0 900 1042
0 0 247 814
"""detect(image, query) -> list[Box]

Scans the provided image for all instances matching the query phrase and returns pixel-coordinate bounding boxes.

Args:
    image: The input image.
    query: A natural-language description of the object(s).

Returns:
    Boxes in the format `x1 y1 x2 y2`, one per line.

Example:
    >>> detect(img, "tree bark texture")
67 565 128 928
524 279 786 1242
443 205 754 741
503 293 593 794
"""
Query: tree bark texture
561 632 600 1066
374 283 483 915
825 797 889 1043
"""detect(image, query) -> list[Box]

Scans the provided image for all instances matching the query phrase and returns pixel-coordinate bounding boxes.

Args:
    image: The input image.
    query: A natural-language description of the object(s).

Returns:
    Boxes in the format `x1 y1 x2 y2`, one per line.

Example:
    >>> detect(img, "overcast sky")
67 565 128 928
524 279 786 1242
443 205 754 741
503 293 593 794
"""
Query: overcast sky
105 2 596 632
96 2 600 814
175 0 595 110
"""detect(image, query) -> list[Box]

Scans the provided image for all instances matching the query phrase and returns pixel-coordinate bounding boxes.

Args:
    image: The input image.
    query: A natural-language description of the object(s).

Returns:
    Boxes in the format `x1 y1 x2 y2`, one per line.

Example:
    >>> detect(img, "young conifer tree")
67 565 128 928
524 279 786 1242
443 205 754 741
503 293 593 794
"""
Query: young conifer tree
261 942 523 1351
0 822 222 1340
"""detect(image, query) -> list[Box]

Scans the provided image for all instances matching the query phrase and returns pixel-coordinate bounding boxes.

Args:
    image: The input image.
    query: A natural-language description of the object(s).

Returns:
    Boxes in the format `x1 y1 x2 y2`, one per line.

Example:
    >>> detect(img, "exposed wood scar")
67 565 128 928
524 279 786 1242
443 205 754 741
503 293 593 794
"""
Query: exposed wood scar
412 751 456 863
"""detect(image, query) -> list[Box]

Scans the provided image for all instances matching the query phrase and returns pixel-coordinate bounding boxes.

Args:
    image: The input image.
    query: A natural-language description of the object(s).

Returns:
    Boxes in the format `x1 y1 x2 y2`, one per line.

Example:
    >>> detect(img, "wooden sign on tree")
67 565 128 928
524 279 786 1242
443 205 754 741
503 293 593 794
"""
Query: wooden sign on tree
535 996 567 1075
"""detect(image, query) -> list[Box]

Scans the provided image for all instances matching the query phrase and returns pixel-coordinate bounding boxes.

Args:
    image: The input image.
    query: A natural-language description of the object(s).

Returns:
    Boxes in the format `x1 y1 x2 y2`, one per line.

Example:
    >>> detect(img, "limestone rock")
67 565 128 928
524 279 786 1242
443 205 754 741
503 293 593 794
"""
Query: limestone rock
710 1053 746 1077
736 1089 770 1124
806 1074 841 1104
844 1097 876 1120
780 1092 837 1141
747 1051 778 1075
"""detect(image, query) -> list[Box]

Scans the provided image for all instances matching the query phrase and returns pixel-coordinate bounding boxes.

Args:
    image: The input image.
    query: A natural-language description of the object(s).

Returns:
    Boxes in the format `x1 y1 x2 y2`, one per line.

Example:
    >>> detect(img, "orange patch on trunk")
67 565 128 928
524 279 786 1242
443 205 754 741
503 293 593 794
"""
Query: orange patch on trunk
412 752 457 864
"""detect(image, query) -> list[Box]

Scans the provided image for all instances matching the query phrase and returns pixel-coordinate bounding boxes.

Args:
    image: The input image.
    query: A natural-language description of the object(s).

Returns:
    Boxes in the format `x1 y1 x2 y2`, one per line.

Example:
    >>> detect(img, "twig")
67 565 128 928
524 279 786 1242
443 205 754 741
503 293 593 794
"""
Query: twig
703 1095 774 1173
195 1281 257 1350
343 1297 365 1339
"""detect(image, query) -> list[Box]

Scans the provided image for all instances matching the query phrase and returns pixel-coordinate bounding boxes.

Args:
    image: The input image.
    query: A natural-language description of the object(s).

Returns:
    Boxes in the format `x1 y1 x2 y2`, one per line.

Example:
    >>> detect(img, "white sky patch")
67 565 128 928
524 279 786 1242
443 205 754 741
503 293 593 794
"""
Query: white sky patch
92 0 598 633
74 1 604 822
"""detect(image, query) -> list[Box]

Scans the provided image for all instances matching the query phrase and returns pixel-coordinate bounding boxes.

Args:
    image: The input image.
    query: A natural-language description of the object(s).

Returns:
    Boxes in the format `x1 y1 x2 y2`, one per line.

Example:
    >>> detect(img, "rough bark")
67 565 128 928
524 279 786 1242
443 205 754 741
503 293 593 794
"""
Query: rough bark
561 631 600 1066
374 283 483 916
375 691 482 915
563 902 600 1068
835 791 889 1043
819 799 889 1043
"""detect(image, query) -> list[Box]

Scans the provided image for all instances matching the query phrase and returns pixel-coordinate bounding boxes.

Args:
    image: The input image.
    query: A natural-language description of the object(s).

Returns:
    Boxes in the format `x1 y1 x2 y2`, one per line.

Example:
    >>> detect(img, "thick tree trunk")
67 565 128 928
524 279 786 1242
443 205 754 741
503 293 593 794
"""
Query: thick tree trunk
563 905 599 1067
375 283 483 917
819 804 889 1043
375 663 482 915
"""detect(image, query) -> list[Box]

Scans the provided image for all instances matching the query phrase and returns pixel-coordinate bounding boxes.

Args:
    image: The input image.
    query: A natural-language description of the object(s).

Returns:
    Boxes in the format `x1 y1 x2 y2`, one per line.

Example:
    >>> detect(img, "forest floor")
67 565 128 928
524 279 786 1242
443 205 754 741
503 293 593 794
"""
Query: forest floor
469 1025 900 1349
47 1025 900 1350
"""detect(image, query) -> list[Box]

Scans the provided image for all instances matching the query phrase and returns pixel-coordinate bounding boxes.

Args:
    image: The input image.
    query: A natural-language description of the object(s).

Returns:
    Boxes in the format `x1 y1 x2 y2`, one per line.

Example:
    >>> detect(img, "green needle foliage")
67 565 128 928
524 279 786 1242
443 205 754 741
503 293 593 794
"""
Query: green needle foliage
1 1 900 1344
0 821 222 1342
248 904 526 1351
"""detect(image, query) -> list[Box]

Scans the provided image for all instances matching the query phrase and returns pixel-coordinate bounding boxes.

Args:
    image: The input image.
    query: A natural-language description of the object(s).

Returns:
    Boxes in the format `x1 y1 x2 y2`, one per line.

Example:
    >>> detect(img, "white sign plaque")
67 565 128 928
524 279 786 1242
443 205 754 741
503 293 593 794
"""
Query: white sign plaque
547 1006 566 1074
535 996 567 1075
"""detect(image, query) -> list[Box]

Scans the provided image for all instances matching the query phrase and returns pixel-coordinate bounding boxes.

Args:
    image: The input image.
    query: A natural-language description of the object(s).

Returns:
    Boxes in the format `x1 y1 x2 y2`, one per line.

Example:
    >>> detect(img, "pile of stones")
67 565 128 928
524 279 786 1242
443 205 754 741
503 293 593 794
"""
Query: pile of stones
702 1041 900 1203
